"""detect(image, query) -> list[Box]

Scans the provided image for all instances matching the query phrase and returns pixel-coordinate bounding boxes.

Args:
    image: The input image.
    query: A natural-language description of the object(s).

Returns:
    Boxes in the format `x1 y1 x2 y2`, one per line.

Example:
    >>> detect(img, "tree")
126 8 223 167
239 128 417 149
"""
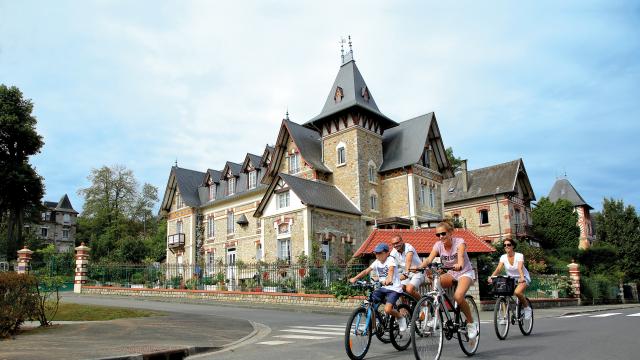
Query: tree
531 197 580 249
0 85 45 259
445 146 464 173
593 198 640 280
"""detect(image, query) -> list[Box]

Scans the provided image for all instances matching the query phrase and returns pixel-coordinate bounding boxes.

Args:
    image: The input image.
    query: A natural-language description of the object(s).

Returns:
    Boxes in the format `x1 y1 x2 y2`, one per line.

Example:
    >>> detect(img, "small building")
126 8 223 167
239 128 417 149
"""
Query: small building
443 159 536 244
354 228 495 300
547 178 594 249
27 194 78 253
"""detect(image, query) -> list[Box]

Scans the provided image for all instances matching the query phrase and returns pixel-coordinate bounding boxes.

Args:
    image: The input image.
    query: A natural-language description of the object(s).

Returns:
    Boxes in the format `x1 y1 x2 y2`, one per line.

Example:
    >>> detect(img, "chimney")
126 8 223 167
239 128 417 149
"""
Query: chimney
461 160 468 192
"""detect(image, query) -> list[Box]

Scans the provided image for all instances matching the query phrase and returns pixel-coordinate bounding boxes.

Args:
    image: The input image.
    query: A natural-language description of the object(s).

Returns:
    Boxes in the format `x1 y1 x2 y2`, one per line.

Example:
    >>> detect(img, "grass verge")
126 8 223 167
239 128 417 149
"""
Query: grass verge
50 302 165 321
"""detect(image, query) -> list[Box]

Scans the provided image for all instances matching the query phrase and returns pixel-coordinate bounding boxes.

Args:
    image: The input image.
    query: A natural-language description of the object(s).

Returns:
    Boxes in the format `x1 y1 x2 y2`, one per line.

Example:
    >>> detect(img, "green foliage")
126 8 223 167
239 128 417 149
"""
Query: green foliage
580 273 620 302
33 275 65 326
302 268 327 292
0 272 38 337
0 84 45 259
445 147 464 173
593 198 640 281
329 281 365 301
532 197 580 249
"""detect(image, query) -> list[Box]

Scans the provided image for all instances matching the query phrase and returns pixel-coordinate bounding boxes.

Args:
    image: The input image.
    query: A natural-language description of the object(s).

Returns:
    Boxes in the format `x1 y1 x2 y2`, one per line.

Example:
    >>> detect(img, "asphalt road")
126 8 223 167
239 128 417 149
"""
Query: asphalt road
62 295 639 360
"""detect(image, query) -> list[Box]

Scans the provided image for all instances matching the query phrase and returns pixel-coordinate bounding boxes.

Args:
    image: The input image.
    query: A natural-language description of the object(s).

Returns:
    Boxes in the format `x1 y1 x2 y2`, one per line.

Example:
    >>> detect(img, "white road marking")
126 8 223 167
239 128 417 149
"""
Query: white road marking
627 313 640 317
291 326 344 331
257 340 293 345
589 313 622 318
281 329 344 335
274 335 333 340
480 320 492 324
318 324 346 327
558 314 585 318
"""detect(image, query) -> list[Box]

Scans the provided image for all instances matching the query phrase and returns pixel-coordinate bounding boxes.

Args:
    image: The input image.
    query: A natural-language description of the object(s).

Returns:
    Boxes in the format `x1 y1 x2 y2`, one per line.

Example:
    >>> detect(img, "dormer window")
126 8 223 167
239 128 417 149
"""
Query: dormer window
63 214 70 224
288 153 300 174
277 191 290 209
209 184 216 200
228 177 236 195
176 193 184 209
336 143 346 166
248 170 257 189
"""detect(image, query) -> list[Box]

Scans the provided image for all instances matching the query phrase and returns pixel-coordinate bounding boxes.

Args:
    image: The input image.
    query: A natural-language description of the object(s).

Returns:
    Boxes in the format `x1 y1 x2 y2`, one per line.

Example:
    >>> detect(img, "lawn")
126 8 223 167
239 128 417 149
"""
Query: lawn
50 302 165 321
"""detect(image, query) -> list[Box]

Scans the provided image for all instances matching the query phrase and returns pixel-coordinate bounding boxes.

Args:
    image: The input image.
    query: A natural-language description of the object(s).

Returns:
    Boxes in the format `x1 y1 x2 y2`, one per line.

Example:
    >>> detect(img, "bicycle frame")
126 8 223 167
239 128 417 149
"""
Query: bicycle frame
427 271 464 338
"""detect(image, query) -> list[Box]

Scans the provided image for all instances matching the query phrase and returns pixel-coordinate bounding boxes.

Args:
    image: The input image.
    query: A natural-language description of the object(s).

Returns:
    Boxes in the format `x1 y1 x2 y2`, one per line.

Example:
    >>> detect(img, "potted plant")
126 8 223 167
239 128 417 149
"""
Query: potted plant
215 272 225 290
131 273 145 289
202 276 217 291
281 278 296 293
263 279 281 293
296 252 308 277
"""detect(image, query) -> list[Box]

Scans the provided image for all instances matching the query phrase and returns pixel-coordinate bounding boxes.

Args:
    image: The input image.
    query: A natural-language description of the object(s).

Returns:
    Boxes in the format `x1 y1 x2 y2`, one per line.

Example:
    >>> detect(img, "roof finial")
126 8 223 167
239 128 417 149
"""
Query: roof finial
340 37 346 64
285 108 290 121
175 158 178 167
348 35 353 55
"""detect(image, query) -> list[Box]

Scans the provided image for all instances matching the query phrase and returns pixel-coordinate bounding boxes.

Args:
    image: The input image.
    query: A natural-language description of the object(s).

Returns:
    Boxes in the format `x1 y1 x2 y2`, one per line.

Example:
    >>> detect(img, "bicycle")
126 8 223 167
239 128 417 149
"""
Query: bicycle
344 281 416 360
491 275 534 340
410 263 480 360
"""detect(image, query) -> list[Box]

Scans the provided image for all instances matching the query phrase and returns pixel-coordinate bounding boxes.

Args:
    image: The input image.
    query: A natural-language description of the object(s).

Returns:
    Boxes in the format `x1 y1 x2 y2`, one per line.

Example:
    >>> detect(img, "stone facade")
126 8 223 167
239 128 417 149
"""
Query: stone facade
26 194 78 253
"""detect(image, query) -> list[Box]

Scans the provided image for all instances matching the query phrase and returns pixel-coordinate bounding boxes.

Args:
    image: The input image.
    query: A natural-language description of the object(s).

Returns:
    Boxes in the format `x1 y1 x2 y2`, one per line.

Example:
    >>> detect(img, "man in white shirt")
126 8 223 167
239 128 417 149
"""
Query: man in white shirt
389 235 424 301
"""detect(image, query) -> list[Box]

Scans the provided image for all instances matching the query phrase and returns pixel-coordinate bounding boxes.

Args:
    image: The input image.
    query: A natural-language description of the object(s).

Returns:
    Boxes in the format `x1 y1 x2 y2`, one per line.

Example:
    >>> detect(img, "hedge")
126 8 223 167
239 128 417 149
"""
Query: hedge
0 272 38 337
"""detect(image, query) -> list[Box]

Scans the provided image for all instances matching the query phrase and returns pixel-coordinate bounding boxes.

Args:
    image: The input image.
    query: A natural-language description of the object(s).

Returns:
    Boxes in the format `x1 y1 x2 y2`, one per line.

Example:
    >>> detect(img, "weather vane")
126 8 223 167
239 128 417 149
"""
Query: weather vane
340 35 354 64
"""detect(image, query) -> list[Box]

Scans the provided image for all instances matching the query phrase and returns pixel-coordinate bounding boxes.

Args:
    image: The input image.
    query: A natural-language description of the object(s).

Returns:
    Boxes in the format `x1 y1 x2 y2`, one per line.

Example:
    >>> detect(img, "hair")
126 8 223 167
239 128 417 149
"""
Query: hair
391 234 403 242
436 218 454 233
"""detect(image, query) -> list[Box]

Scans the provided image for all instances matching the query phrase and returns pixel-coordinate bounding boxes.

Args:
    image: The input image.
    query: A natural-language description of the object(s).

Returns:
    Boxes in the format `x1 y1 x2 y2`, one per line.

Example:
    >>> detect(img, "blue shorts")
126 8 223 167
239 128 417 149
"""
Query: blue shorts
372 288 402 306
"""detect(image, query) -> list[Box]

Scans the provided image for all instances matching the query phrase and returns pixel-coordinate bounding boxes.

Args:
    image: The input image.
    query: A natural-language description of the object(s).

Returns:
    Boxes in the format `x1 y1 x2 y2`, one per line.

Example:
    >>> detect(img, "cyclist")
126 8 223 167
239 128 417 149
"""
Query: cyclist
487 239 532 320
350 243 407 332
418 219 479 339
389 234 424 301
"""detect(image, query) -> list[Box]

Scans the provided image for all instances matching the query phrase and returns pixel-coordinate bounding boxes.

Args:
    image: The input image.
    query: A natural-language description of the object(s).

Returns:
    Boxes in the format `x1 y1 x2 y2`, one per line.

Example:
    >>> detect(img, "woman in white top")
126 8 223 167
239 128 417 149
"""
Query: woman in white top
488 239 532 319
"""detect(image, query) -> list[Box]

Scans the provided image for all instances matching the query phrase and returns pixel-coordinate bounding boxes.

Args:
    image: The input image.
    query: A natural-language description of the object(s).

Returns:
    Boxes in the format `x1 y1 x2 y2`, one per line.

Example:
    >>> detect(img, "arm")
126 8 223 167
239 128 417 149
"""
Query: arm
419 247 439 269
488 262 504 284
349 266 372 284
454 242 467 271
404 251 414 275
385 265 396 286
517 257 526 283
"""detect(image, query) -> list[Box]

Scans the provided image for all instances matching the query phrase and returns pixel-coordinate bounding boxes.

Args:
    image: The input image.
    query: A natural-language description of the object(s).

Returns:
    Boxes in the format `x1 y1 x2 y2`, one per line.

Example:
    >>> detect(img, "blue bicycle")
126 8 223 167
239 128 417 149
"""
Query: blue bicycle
344 281 415 360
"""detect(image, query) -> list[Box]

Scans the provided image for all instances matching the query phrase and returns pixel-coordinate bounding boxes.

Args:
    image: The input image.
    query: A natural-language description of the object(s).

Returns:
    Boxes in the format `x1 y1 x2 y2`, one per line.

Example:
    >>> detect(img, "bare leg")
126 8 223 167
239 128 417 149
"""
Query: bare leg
514 282 529 308
453 276 474 323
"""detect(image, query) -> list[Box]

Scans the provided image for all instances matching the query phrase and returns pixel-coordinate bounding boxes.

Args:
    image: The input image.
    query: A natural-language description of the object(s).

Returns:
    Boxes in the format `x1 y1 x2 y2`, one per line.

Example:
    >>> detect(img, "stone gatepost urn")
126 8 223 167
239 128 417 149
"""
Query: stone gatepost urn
16 246 33 274
74 242 91 293
567 260 581 305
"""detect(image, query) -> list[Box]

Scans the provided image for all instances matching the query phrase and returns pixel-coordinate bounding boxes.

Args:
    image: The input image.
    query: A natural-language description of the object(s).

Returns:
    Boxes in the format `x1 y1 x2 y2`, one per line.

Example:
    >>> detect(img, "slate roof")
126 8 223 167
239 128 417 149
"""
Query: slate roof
380 113 432 172
224 161 243 176
444 159 525 203
548 178 592 210
279 173 361 215
284 120 332 173
44 201 58 209
246 153 262 169
354 228 495 257
205 169 222 184
55 194 77 213
305 59 397 129
174 167 206 207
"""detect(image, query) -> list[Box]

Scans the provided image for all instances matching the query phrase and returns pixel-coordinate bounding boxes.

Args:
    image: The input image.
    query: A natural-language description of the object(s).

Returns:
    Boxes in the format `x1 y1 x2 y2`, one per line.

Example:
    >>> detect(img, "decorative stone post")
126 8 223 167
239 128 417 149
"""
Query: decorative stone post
16 246 33 274
567 260 581 305
74 242 90 293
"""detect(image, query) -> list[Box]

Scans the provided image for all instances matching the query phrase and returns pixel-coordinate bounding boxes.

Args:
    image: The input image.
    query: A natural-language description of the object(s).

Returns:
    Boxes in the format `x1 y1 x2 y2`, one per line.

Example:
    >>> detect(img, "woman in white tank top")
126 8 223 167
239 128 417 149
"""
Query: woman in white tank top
488 239 532 319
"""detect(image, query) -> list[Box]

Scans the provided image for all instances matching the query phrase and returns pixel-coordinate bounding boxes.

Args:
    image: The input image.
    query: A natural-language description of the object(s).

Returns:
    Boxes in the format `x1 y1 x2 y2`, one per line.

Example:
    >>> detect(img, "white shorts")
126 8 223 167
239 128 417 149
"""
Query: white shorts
401 272 425 288
452 269 476 281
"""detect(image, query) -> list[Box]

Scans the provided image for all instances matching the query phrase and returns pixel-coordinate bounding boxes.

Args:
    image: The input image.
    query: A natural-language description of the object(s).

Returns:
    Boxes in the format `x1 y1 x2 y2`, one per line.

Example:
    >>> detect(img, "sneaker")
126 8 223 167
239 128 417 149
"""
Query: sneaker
419 311 426 321
498 318 507 325
398 317 408 332
523 307 532 320
467 322 478 339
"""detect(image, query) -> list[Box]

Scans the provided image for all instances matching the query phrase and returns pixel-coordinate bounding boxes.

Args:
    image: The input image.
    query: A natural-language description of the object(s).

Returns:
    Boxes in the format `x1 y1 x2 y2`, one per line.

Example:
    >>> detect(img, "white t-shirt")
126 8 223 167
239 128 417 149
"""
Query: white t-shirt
390 243 422 273
499 252 531 282
370 256 403 293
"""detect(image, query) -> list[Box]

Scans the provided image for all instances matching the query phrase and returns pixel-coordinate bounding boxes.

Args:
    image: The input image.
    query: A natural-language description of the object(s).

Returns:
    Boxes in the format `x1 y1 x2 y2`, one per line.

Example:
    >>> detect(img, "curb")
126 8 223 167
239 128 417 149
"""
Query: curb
560 304 640 317
186 321 271 359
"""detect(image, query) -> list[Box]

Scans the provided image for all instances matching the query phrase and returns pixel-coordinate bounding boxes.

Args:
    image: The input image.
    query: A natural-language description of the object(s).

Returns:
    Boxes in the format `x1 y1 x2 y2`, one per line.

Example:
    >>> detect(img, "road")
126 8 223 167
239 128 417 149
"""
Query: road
64 295 639 360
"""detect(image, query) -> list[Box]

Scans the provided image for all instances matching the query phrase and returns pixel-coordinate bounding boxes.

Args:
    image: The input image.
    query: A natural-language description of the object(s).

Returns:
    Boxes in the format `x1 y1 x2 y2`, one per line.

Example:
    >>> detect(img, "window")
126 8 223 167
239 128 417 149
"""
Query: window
277 238 291 262
370 193 378 211
277 191 290 209
256 243 262 261
514 209 521 226
428 186 435 208
337 146 346 165
209 184 216 200
41 227 48 237
248 170 257 189
228 177 236 195
206 252 215 275
62 229 69 239
288 153 299 174
207 217 215 238
227 211 235 234
421 147 431 168
63 214 70 223
419 184 427 206
176 220 183 234
41 212 47 221
278 222 290 235
176 193 184 208
480 209 489 225
368 163 377 183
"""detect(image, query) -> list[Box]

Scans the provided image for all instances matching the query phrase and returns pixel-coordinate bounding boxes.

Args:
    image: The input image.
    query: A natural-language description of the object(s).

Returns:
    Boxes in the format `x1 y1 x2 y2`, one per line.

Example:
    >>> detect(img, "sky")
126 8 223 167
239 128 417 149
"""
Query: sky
1 0 639 213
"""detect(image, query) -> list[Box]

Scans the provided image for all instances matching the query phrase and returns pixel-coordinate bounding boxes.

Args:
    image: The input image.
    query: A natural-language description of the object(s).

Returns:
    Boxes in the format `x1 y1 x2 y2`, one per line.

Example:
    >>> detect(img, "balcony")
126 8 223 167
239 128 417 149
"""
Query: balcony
514 224 534 238
167 233 185 248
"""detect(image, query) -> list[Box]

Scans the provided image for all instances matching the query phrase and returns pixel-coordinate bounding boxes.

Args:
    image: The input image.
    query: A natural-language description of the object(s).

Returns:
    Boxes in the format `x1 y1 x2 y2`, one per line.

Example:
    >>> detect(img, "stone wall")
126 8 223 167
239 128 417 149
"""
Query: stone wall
380 173 409 218
323 126 361 209
311 209 366 262
445 195 512 243
262 210 306 263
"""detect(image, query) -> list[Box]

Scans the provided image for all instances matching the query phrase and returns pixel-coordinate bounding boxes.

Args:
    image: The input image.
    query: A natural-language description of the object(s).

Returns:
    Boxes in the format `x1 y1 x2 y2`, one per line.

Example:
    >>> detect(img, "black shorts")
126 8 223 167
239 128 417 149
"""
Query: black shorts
372 288 402 306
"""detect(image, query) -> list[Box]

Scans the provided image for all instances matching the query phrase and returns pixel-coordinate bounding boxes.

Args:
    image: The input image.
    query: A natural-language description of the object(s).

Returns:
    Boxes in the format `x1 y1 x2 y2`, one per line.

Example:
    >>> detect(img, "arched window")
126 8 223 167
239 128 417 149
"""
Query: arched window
369 190 379 211
368 161 377 183
336 142 346 165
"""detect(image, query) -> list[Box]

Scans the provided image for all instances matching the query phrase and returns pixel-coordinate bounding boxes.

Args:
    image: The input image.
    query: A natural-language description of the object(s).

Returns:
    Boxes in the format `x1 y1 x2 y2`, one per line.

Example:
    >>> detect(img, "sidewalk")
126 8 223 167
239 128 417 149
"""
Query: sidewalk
1 294 637 360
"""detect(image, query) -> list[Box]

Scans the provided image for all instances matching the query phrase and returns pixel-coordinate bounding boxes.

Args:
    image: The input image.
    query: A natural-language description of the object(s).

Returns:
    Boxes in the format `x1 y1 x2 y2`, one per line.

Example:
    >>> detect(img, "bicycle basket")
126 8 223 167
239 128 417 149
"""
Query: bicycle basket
492 276 515 296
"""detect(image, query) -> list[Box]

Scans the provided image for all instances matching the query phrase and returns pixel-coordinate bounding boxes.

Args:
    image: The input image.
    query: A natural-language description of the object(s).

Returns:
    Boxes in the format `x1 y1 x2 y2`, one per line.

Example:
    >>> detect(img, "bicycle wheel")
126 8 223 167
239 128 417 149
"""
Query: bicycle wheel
374 303 391 343
411 297 443 360
390 303 412 351
458 295 480 356
493 297 510 340
345 307 373 360
518 297 534 336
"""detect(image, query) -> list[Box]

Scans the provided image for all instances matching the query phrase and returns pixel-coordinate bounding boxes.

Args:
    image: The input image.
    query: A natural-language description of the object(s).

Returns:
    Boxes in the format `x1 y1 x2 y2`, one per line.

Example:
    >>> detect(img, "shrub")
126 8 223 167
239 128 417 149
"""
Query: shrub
0 273 38 337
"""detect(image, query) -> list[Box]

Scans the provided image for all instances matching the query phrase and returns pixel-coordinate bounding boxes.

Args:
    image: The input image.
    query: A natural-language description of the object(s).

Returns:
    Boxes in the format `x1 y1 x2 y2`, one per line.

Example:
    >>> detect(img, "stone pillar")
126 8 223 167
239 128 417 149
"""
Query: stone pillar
16 246 33 274
74 242 90 293
567 261 581 305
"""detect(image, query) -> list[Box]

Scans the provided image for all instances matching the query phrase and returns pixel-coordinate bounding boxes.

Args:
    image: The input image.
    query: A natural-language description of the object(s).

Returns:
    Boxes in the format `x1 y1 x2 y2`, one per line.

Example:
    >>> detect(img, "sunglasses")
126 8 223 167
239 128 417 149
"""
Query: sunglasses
392 242 403 247
504 243 513 247
435 232 447 238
